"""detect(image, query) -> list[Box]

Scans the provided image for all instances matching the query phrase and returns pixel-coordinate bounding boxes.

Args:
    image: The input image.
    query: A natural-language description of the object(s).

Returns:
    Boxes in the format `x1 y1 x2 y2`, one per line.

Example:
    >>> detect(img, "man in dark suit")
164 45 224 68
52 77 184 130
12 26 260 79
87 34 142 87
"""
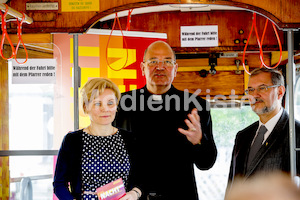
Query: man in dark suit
227 68 300 191
115 41 217 200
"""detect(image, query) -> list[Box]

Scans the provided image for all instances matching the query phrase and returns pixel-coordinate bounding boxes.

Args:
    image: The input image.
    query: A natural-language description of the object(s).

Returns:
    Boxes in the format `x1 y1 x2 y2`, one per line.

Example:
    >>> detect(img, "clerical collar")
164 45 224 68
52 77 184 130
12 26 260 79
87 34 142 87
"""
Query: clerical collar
143 85 177 101
152 94 162 101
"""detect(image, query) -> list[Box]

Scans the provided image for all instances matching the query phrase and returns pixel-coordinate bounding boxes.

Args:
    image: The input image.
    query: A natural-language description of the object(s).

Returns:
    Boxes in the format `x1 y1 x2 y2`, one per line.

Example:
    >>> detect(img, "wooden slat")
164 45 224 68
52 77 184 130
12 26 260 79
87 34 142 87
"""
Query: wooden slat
176 53 271 68
2 34 53 54
271 51 288 66
5 34 52 44
178 66 247 72
0 53 9 200
14 48 53 59
0 58 9 150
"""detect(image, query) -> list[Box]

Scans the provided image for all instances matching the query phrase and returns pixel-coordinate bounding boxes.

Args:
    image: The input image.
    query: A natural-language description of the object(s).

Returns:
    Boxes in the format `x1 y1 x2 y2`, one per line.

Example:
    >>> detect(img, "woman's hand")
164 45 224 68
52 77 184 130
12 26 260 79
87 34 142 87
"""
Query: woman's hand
119 188 141 200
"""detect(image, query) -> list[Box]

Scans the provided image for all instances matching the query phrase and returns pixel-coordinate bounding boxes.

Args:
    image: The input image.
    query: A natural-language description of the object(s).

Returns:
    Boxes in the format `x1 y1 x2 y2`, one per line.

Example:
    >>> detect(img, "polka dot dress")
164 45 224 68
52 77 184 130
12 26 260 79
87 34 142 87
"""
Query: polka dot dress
81 130 130 200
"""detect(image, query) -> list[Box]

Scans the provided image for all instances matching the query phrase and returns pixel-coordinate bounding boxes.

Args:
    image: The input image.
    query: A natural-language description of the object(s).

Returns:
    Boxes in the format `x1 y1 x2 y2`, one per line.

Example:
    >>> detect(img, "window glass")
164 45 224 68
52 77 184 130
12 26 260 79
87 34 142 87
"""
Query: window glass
7 59 56 199
9 83 54 150
195 106 259 200
6 43 65 199
9 156 54 200
8 58 61 151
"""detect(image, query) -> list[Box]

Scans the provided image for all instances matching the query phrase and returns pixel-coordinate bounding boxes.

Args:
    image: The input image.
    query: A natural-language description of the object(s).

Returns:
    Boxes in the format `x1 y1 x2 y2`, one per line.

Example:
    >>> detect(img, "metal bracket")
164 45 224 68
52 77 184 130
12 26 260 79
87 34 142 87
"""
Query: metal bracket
209 53 217 75
235 60 242 74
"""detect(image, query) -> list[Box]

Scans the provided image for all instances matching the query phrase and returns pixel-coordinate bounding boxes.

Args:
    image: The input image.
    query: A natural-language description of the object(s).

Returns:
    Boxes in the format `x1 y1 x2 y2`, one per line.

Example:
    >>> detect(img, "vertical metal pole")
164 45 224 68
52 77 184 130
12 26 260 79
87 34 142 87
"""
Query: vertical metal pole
287 29 297 178
73 34 80 130
20 177 32 200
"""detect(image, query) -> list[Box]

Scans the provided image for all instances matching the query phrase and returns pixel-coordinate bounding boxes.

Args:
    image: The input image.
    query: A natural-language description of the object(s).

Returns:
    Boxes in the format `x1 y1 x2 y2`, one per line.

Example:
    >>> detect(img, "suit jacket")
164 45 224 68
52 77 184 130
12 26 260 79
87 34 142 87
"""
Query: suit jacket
227 110 300 189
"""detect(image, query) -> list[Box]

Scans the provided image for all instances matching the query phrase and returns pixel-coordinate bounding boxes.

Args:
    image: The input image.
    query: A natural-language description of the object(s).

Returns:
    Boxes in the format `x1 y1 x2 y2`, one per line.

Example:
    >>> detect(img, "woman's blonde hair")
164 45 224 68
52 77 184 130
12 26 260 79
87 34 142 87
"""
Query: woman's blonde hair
80 78 121 114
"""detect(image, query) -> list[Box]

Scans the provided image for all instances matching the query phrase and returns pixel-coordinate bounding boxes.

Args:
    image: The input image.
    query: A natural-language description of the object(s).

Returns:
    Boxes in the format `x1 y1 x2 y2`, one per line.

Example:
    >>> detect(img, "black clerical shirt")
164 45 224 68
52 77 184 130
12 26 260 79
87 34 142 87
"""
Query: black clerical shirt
115 85 217 200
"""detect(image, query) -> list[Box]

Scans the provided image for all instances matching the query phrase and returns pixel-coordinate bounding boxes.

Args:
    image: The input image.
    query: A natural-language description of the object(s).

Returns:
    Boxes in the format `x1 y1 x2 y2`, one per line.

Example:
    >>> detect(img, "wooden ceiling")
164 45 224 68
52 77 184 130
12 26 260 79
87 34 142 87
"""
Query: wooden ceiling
0 0 298 99
5 0 300 33
2 2 298 71
3 1 298 60
2 1 299 89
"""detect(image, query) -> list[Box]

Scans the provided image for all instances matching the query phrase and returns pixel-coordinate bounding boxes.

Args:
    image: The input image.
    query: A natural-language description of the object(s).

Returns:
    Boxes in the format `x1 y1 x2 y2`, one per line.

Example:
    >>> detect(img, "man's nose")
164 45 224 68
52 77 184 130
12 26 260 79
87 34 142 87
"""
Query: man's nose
248 95 256 104
155 61 166 70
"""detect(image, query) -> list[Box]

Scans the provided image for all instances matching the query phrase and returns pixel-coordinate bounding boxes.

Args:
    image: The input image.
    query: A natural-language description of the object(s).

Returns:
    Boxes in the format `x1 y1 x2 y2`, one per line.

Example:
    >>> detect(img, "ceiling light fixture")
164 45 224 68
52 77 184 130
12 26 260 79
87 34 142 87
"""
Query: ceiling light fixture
169 4 209 9
169 4 211 12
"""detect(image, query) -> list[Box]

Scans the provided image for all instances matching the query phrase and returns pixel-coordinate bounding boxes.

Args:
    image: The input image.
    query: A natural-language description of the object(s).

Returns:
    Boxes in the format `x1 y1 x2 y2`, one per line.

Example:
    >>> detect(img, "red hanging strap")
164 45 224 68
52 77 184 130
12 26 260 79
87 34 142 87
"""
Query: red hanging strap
255 17 282 69
242 12 283 74
105 12 129 71
0 4 16 60
14 12 28 64
126 9 133 31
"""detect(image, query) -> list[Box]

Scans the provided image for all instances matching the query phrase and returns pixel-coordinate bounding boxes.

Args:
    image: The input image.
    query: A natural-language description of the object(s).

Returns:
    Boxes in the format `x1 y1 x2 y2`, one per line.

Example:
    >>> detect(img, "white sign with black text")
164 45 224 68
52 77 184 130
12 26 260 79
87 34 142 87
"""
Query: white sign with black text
181 25 218 47
12 59 57 84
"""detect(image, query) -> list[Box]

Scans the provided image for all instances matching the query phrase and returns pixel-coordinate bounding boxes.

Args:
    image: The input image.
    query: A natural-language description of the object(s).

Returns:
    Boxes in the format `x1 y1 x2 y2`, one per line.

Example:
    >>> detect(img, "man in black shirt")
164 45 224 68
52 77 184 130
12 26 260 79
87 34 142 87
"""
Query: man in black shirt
115 41 217 200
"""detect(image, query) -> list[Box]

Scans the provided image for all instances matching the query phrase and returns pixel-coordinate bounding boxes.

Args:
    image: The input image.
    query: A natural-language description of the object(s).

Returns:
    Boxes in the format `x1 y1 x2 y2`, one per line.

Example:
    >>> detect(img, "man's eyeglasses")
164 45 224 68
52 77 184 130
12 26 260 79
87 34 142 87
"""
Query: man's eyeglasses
145 59 176 67
245 85 280 95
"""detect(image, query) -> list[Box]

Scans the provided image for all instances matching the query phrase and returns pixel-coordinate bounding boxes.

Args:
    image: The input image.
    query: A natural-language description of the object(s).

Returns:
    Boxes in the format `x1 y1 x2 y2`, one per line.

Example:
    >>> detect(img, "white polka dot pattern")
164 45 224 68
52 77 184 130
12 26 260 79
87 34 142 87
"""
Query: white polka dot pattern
81 131 130 199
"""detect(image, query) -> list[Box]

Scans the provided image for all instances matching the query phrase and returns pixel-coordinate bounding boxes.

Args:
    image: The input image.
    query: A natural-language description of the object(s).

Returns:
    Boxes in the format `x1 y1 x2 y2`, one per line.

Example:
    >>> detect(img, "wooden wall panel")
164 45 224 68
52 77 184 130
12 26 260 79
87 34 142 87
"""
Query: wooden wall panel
2 34 53 59
232 0 300 26
8 0 156 33
113 11 285 52
173 71 245 97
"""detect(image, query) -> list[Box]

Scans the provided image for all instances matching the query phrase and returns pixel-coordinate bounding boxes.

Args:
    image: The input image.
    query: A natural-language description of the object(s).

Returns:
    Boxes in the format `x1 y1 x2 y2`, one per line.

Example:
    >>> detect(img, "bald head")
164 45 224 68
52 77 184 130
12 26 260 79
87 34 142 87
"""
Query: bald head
143 41 176 62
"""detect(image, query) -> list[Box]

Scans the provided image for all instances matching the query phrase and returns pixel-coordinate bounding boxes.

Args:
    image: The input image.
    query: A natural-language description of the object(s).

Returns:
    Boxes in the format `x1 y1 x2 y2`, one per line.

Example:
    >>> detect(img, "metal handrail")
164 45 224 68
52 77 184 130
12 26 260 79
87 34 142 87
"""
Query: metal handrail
20 177 32 200
0 150 58 156
11 174 53 183
0 3 33 24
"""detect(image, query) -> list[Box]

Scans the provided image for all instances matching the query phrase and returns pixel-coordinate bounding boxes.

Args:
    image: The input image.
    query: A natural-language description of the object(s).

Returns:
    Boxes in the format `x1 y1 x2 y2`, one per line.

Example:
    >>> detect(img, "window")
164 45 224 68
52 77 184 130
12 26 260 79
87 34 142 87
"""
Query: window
195 106 258 200
8 60 56 199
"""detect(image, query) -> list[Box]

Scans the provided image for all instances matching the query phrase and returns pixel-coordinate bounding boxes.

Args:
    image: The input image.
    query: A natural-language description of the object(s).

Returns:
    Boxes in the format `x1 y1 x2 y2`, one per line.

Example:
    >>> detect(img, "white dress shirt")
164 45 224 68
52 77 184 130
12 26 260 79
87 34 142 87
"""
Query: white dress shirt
255 107 283 144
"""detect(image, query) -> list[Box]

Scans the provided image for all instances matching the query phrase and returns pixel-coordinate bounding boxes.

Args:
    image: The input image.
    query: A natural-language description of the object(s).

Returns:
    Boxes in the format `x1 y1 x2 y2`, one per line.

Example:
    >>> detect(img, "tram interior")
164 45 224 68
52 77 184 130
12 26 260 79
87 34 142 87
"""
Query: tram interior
0 1 299 199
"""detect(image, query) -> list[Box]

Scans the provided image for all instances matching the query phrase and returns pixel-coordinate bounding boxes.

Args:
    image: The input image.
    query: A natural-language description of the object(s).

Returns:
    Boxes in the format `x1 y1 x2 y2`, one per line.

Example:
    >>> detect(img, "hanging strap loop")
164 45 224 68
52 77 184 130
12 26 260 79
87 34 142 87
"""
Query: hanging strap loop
0 4 16 60
242 12 283 74
126 9 133 31
105 12 129 71
14 12 28 64
255 18 282 69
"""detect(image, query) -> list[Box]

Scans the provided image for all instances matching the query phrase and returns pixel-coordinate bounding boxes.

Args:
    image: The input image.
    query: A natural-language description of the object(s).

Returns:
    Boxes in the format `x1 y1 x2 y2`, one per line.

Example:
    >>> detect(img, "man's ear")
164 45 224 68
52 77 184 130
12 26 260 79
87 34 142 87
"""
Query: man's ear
140 62 145 76
278 85 286 99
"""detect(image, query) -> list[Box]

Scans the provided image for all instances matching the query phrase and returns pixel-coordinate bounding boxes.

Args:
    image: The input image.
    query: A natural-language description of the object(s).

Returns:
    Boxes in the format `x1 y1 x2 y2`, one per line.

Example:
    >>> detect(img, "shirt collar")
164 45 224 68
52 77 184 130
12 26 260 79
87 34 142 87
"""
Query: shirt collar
143 85 176 100
259 107 283 133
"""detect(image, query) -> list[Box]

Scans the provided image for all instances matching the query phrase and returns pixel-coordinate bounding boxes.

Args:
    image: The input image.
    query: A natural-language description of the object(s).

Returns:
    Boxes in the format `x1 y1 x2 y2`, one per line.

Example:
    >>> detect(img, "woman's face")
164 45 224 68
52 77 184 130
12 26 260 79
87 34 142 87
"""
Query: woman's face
85 89 117 126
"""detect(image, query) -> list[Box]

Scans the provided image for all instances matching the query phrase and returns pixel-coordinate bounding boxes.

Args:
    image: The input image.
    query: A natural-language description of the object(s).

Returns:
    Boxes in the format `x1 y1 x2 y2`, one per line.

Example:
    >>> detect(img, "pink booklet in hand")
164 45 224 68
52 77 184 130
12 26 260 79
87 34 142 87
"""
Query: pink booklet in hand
96 178 126 200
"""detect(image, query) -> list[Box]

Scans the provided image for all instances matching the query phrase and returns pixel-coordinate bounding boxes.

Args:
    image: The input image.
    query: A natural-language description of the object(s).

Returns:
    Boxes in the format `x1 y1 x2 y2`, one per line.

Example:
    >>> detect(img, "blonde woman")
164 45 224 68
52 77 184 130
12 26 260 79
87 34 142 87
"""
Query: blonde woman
53 78 141 200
